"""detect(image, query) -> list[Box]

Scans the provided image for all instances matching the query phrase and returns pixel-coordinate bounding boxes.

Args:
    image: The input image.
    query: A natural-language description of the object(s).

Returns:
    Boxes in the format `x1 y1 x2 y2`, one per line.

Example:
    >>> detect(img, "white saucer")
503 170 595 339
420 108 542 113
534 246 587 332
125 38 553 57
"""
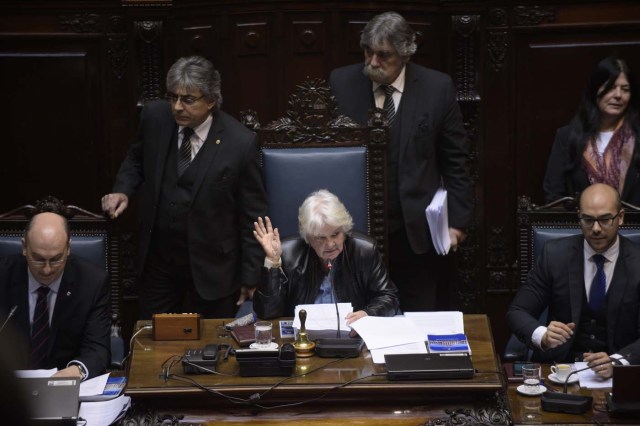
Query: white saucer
249 342 279 350
548 373 578 385
516 384 547 396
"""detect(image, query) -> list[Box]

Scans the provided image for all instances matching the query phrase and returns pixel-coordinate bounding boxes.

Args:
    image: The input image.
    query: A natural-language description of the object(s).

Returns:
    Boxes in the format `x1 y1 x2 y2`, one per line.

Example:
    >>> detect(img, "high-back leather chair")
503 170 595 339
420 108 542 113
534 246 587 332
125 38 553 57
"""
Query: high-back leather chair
242 77 389 257
504 196 640 361
0 196 124 368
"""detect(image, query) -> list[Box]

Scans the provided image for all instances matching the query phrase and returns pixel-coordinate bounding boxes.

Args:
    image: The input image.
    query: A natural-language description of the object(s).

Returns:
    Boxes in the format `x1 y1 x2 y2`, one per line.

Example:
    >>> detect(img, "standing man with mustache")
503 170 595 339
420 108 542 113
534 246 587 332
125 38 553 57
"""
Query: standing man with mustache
102 56 267 319
329 12 473 311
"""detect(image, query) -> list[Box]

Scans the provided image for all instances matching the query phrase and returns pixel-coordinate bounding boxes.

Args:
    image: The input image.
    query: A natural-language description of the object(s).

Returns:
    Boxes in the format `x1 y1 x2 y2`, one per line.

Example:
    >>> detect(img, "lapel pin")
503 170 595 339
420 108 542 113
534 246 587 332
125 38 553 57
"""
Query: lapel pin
67 291 71 296
216 139 221 145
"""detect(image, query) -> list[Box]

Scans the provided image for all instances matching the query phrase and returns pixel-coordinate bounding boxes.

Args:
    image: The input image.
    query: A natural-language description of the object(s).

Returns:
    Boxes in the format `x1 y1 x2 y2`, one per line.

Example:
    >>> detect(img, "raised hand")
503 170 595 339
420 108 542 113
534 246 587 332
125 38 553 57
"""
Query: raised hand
253 216 281 263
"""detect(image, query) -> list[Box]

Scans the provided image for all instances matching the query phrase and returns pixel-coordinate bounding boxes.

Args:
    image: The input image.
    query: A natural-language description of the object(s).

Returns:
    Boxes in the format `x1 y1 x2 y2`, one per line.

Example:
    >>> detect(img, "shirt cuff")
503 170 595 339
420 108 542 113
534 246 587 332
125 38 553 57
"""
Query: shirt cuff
264 257 281 268
67 360 89 381
610 354 630 365
531 326 547 349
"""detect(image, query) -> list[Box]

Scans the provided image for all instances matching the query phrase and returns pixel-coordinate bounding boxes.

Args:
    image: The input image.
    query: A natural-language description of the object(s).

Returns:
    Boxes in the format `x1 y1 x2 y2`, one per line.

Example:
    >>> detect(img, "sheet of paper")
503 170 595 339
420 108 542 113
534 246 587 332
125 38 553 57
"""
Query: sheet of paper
404 311 465 337
293 303 352 331
350 316 425 350
80 372 110 397
14 368 57 378
78 395 131 426
574 362 613 388
370 341 428 364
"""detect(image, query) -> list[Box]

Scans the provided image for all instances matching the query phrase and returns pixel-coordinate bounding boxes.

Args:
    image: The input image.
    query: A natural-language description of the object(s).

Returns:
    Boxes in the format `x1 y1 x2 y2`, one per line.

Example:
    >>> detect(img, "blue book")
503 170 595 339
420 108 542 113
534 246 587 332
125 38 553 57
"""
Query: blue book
427 333 471 354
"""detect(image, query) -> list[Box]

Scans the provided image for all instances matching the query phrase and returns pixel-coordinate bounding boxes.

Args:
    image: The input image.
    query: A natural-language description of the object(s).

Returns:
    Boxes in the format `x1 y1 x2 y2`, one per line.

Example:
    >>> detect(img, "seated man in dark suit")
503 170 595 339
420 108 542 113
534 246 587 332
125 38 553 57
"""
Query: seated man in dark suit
507 183 640 378
0 211 110 380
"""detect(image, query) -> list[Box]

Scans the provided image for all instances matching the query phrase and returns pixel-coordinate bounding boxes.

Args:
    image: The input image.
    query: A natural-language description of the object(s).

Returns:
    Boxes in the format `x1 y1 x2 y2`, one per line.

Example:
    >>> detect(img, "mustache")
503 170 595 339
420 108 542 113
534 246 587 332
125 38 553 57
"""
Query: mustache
362 64 385 81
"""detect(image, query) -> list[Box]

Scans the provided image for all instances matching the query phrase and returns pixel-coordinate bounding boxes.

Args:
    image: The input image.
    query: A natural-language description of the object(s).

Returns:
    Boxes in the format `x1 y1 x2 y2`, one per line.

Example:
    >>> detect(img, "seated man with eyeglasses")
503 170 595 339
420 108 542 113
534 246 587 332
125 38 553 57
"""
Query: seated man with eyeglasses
0 211 110 380
507 183 640 377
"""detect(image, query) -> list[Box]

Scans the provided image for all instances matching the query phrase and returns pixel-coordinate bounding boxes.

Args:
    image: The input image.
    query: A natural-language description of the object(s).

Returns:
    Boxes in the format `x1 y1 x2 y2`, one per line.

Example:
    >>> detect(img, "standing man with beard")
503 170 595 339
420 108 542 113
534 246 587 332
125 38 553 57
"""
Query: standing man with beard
329 12 473 311
102 56 267 319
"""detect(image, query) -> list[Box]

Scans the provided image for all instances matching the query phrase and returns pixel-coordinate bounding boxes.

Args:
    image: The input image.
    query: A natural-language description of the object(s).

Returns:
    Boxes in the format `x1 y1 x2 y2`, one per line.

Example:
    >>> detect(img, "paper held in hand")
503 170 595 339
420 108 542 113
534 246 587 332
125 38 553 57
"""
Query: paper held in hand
425 187 450 255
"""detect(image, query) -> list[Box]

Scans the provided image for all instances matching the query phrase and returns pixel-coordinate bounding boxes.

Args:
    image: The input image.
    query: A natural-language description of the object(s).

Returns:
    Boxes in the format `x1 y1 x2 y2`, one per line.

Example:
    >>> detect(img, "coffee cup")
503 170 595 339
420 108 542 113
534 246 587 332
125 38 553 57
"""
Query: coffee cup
551 363 573 381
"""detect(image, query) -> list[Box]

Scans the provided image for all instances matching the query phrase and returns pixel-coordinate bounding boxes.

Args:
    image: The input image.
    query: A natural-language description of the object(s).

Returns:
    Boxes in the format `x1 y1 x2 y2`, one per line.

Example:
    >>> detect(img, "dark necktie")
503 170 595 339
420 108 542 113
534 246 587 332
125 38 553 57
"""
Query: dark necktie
31 286 51 368
589 254 606 312
382 85 396 124
177 127 194 176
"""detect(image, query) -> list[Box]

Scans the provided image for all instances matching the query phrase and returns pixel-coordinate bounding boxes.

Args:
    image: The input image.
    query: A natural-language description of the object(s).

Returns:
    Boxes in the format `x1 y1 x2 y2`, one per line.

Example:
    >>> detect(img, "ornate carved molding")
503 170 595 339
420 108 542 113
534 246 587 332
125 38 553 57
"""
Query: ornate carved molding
423 391 512 425
488 31 508 72
108 36 129 80
135 21 164 104
59 13 102 33
514 5 556 26
121 0 173 6
488 8 508 28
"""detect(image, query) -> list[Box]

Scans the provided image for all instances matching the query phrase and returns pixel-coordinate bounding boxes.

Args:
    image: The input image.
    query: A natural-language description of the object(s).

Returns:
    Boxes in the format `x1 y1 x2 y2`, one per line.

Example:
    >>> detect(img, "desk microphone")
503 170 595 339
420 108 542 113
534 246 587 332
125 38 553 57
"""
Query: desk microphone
0 305 17 334
326 259 341 338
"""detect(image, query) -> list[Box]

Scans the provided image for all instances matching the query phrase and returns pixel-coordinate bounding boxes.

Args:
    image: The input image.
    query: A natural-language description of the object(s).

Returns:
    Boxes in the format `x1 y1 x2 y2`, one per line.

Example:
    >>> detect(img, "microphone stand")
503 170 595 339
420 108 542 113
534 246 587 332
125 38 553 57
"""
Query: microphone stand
0 305 17 334
326 259 341 338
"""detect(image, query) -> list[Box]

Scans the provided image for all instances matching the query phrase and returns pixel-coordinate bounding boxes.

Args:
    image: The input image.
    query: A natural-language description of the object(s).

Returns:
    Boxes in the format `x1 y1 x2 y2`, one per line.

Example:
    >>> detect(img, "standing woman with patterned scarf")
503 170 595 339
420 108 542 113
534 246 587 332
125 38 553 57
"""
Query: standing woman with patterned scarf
544 57 640 205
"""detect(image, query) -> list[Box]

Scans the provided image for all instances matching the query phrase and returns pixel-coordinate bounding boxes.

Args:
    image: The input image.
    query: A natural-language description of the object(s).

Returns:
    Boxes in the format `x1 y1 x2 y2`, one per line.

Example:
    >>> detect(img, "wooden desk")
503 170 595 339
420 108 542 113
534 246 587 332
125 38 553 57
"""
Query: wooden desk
123 314 510 425
507 365 639 425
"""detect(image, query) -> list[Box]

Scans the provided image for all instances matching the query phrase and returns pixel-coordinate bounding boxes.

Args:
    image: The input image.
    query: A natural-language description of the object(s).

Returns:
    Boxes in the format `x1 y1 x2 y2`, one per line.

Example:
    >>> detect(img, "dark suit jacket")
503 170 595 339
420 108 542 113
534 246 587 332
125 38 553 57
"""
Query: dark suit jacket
543 125 640 204
329 62 473 254
0 254 110 378
506 235 640 363
112 101 268 298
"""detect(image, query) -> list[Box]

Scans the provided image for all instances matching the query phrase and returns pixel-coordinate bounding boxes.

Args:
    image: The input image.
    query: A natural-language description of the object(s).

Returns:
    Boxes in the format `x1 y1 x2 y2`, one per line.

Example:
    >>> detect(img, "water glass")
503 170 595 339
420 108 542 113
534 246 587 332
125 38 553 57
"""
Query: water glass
254 321 273 349
522 363 542 393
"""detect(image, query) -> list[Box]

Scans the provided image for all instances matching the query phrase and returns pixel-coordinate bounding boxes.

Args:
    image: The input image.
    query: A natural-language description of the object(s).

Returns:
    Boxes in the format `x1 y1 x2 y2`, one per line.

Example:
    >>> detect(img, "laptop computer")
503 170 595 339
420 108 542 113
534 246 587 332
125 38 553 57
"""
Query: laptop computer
18 377 80 425
385 352 474 381
607 365 640 417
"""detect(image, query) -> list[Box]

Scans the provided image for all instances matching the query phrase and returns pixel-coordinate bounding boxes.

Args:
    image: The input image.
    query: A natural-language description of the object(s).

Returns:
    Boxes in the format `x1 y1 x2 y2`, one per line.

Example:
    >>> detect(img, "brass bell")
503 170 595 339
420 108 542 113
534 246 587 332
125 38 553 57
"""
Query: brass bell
293 309 315 357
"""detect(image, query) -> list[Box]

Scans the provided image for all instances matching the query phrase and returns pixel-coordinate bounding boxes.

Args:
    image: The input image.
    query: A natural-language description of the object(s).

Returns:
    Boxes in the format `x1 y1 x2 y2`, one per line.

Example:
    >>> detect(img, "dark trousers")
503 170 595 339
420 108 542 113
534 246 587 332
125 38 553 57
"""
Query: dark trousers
138 248 239 320
388 230 451 312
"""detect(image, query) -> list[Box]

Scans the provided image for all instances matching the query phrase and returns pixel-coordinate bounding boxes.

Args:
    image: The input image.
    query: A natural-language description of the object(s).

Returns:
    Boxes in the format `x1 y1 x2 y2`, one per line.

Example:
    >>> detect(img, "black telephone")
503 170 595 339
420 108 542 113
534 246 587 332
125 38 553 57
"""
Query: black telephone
182 343 230 374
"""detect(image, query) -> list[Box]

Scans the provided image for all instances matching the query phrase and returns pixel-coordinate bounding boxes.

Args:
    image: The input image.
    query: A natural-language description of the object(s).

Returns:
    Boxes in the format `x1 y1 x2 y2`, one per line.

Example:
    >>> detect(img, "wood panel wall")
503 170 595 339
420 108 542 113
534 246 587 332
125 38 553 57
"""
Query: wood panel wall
1 0 639 354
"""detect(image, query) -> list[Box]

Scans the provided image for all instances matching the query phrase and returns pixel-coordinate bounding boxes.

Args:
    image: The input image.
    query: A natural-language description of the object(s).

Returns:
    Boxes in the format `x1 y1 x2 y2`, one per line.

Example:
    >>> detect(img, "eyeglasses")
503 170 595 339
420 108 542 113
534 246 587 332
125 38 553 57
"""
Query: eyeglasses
26 252 67 268
164 92 205 106
578 211 622 228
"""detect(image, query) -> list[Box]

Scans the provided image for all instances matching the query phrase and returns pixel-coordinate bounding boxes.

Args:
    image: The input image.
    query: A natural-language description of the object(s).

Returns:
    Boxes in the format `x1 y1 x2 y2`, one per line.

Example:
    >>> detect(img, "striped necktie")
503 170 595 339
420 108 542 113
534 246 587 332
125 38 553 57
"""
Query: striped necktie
589 254 606 312
31 286 51 368
178 127 194 176
382 85 396 124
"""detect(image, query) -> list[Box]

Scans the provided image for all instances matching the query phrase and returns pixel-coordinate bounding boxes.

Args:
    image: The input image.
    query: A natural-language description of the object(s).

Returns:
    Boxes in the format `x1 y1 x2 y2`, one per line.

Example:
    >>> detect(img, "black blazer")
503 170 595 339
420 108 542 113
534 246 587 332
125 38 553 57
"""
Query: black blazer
253 233 399 319
543 125 640 204
329 62 473 254
0 254 110 378
506 235 640 363
112 101 268 298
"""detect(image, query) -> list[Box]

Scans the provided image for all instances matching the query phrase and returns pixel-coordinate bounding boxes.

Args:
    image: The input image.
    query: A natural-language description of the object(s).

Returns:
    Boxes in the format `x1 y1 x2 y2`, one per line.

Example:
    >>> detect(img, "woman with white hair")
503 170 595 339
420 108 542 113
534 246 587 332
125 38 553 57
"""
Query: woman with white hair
252 189 399 323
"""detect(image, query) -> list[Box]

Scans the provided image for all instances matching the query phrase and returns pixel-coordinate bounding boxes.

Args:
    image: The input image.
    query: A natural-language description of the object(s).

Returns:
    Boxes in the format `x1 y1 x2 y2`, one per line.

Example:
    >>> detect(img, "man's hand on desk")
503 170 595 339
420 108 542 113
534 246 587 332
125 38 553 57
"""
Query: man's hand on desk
542 321 575 349
584 352 614 379
346 311 367 337
52 365 83 379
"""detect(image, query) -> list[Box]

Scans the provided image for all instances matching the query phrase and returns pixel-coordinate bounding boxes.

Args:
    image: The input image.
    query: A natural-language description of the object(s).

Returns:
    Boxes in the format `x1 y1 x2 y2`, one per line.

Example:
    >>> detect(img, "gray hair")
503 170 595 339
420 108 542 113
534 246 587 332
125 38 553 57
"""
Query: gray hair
360 11 417 58
298 190 354 243
166 56 223 107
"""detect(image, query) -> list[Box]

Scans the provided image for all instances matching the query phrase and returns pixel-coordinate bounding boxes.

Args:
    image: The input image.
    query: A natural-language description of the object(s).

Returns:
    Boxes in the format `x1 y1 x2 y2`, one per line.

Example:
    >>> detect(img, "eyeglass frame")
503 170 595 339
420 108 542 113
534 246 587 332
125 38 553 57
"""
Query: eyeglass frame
578 210 623 228
24 248 69 268
164 92 206 106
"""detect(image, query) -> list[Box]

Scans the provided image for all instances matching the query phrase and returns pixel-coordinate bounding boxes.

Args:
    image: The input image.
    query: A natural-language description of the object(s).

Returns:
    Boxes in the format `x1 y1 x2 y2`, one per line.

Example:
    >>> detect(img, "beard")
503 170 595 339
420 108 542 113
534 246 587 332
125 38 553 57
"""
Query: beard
362 64 387 83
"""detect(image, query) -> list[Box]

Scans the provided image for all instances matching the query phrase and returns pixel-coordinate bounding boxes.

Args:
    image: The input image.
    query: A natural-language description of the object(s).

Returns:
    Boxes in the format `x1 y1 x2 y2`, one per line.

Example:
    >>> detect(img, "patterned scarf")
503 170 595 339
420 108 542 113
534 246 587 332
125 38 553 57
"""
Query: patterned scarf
582 121 634 193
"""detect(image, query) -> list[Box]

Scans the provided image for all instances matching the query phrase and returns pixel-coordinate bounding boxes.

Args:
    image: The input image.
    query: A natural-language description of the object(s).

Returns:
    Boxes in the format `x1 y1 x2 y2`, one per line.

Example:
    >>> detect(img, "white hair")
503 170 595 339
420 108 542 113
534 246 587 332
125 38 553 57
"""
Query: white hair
298 190 353 242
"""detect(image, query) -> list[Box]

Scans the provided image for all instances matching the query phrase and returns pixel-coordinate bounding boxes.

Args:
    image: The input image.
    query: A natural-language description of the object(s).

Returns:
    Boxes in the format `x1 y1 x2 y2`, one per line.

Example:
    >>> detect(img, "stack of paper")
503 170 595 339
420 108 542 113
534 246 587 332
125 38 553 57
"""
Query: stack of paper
78 395 131 426
425 187 450 255
349 311 467 364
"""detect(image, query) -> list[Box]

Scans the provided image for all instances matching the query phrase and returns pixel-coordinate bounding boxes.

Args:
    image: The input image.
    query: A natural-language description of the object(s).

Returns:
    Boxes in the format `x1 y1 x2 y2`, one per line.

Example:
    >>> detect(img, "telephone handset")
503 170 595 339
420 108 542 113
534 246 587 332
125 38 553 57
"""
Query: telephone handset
182 343 230 374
